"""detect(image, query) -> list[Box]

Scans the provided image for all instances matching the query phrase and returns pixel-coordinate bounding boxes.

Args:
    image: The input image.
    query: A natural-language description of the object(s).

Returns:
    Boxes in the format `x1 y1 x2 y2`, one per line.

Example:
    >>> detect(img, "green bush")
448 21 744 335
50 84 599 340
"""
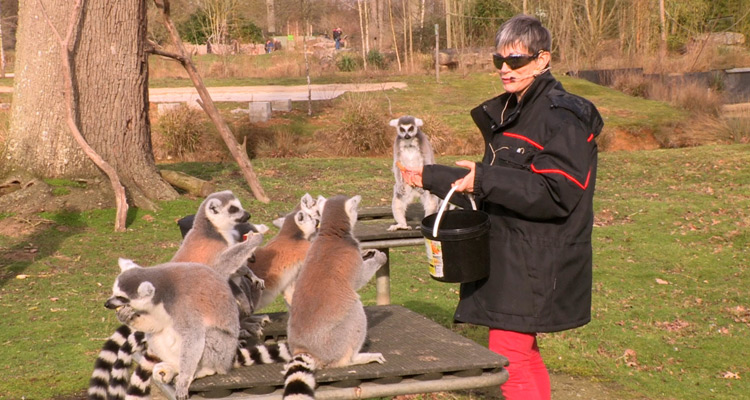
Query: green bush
366 50 387 70
336 54 359 72
234 18 264 44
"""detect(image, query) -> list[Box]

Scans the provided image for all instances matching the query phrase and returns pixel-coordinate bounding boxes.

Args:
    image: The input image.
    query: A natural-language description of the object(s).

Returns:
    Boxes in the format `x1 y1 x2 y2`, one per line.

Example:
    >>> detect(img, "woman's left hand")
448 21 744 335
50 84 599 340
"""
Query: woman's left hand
452 160 476 193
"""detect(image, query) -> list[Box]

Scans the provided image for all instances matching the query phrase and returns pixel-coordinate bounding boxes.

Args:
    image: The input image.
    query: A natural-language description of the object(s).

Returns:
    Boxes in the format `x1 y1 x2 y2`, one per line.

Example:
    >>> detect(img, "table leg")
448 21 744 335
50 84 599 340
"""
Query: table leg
375 247 391 305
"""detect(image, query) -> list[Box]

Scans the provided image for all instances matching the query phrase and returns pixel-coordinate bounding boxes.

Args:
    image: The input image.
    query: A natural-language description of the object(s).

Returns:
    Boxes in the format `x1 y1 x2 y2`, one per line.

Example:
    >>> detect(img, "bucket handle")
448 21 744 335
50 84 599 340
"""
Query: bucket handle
432 186 477 238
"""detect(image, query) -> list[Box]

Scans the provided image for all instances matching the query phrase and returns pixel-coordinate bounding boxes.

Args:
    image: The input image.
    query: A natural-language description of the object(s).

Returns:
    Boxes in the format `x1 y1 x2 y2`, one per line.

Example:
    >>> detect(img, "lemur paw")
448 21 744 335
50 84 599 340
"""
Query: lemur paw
387 223 411 231
254 314 272 326
253 224 270 234
153 363 177 384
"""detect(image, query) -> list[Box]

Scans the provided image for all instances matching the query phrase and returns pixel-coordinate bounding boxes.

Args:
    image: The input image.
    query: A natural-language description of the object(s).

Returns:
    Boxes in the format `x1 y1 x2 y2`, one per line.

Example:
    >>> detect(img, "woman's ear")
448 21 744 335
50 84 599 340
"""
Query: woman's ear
537 51 551 69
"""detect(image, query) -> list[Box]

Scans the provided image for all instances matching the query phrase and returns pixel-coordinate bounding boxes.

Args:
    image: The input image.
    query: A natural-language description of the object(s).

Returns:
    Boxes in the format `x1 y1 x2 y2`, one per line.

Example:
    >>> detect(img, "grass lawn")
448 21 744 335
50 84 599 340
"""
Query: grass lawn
1 144 749 399
0 70 747 399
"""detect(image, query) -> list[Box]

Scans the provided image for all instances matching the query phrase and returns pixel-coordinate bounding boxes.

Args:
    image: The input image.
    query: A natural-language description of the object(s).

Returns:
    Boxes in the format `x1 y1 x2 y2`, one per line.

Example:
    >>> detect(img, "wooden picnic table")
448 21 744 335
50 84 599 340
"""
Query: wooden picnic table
355 204 427 305
154 305 508 399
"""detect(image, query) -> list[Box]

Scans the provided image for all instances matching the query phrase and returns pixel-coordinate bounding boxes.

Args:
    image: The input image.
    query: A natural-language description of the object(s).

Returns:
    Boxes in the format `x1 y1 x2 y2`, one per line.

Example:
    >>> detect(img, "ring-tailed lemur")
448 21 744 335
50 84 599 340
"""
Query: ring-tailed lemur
388 115 440 231
99 234 290 400
249 193 321 315
282 195 387 399
88 191 269 400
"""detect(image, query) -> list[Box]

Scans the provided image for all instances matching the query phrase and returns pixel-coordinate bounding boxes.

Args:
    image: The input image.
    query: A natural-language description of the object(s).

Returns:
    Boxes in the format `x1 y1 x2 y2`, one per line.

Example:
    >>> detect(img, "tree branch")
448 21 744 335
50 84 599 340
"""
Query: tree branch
38 0 129 231
146 39 187 63
152 0 270 203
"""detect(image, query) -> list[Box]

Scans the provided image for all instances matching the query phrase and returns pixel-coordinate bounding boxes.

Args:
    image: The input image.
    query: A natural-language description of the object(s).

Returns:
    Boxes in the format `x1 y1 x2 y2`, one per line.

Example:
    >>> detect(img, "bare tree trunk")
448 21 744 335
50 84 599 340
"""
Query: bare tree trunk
444 0 451 49
375 0 384 51
402 0 408 70
388 0 402 71
151 0 270 203
659 0 667 58
39 0 128 231
418 0 425 48
364 0 370 54
301 0 312 116
408 0 414 71
357 0 367 70
4 0 177 210
0 15 5 78
266 0 276 34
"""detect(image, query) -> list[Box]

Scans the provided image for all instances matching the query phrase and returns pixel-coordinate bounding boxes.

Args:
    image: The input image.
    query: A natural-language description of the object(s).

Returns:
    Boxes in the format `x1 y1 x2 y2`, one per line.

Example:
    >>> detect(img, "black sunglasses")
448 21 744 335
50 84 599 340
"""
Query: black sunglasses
492 51 541 70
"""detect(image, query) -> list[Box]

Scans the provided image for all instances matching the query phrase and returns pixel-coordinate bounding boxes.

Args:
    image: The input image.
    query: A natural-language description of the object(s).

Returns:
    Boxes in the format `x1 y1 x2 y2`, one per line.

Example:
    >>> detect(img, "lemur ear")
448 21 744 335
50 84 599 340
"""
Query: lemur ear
346 195 361 214
301 193 316 212
415 118 423 127
118 258 140 272
205 198 222 214
389 118 399 127
316 197 327 215
137 281 155 299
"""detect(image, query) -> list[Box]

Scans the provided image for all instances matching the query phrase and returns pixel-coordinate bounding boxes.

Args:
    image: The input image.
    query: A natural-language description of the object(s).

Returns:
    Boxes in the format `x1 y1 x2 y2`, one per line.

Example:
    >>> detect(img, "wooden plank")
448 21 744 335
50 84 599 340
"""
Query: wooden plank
357 203 425 221
185 305 508 398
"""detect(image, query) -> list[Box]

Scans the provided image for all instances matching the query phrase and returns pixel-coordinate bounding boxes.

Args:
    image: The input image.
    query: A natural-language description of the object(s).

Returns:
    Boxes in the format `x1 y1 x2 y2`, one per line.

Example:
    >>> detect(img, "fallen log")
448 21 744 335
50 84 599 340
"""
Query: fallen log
159 170 215 197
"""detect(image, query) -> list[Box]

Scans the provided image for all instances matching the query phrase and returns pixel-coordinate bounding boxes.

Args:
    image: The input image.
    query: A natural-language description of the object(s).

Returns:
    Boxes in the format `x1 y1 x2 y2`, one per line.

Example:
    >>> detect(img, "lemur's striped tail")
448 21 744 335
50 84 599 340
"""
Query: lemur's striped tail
282 354 316 400
107 329 146 400
88 325 134 400
234 342 292 367
125 349 159 400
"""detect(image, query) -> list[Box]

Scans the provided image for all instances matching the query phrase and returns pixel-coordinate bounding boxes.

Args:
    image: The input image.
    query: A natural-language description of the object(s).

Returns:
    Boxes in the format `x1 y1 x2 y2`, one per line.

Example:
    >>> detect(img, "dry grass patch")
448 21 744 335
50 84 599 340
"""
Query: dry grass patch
319 92 391 156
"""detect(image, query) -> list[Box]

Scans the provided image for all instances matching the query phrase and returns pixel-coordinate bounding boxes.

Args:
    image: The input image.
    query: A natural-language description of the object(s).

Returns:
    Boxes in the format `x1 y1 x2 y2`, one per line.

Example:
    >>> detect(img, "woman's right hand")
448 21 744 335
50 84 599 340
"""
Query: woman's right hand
397 162 424 188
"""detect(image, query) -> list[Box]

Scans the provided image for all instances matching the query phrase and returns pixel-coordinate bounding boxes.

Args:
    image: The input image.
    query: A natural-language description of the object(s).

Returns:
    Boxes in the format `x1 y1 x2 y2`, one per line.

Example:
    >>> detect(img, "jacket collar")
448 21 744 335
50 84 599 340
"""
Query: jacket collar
481 71 557 130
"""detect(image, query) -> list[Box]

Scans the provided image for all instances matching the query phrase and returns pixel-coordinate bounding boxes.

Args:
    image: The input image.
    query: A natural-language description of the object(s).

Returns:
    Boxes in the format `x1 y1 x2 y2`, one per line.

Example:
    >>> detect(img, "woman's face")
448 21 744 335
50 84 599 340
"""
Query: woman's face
496 43 543 95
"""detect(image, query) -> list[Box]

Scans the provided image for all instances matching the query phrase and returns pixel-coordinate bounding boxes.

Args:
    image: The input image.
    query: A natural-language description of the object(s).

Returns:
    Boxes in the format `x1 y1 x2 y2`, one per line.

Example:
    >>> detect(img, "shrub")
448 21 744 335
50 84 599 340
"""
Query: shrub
327 93 389 156
366 50 387 70
612 72 650 98
154 105 204 158
336 53 359 72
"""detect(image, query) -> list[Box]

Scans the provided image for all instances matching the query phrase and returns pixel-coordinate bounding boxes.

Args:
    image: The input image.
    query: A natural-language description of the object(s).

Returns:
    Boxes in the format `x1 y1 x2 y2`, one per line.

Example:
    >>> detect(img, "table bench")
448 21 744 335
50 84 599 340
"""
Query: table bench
154 305 508 399
355 203 427 305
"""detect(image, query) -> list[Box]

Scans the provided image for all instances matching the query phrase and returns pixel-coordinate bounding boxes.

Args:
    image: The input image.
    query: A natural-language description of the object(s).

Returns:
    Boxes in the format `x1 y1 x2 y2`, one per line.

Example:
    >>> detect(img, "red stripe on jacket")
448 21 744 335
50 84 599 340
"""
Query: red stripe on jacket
503 132 544 150
531 164 591 190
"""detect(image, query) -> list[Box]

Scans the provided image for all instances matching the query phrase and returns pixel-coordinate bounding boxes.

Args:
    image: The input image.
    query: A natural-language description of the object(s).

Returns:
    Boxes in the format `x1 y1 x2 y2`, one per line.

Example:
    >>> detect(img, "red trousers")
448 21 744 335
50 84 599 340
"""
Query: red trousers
489 329 551 400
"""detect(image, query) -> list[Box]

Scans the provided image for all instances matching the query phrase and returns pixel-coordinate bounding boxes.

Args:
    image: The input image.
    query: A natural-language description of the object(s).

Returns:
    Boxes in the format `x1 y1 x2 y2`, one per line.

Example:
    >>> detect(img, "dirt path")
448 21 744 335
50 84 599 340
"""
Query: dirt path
0 82 409 102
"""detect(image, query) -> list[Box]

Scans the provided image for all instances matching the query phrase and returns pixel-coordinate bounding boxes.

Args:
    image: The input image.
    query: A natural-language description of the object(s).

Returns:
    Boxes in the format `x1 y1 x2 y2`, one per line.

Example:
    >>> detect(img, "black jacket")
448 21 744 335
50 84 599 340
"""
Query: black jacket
422 71 603 333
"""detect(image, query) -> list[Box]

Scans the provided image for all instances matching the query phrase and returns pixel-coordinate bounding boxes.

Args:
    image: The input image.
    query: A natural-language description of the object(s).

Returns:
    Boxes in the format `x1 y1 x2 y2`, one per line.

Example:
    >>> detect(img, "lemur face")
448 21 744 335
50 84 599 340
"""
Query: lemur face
390 116 424 140
205 192 251 234
294 210 318 240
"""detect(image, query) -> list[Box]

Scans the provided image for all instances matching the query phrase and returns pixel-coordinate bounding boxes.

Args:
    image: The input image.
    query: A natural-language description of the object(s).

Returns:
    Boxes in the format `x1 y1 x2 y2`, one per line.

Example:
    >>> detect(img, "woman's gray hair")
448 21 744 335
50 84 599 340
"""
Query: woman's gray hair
495 14 551 54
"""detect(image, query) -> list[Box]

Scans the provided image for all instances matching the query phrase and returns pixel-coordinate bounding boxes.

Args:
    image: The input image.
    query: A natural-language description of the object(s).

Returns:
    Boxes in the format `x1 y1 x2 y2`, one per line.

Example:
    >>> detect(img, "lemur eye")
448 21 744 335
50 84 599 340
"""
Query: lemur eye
228 206 239 214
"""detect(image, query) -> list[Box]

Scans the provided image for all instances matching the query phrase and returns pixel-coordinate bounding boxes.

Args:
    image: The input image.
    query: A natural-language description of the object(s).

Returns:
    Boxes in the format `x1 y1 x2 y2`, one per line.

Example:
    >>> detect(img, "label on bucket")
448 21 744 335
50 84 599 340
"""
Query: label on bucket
424 238 444 278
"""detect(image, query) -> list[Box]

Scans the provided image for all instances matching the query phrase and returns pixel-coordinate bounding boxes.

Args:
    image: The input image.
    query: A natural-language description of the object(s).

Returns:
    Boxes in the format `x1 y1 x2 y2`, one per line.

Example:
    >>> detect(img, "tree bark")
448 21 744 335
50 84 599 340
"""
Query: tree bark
4 0 177 209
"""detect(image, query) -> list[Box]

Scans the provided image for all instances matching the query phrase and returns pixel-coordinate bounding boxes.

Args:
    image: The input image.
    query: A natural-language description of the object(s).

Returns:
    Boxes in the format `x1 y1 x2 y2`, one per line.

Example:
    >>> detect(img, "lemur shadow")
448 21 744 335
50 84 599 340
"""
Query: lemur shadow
0 211 85 287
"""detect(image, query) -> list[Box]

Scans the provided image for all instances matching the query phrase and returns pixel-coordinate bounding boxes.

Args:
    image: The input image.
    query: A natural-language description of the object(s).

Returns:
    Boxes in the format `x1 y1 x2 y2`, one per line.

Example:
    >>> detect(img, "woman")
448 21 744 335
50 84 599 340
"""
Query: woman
401 15 603 400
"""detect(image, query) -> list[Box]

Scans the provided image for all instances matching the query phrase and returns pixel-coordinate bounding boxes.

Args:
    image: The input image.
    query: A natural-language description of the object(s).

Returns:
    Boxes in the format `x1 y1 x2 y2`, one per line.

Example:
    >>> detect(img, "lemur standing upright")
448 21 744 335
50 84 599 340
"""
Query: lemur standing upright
388 115 440 231
282 195 388 399
248 193 321 314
